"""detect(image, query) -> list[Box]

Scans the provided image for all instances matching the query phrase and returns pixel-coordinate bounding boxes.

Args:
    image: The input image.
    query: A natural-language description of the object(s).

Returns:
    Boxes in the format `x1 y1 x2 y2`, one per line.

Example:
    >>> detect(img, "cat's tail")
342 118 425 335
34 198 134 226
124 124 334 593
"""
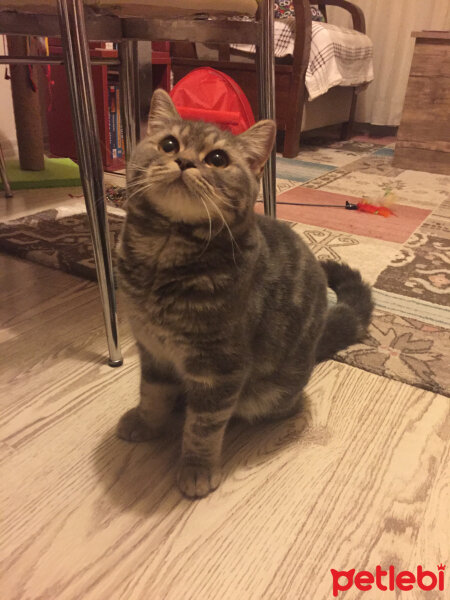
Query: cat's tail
316 260 373 362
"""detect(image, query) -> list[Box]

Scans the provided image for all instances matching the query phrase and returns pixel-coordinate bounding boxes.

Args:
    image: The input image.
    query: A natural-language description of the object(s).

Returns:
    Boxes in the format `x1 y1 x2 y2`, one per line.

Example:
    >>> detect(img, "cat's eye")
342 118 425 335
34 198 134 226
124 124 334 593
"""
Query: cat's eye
204 149 229 168
159 135 180 154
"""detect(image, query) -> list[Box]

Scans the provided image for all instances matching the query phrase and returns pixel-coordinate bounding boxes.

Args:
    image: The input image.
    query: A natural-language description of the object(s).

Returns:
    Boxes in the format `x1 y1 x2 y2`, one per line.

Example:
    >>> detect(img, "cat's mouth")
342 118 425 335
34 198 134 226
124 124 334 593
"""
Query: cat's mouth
168 174 192 192
172 168 201 190
147 163 219 207
145 162 188 190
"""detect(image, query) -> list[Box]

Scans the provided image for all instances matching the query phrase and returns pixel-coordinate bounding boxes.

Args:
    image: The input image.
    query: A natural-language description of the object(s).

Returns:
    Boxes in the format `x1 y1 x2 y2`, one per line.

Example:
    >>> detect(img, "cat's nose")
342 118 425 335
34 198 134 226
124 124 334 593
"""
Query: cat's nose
175 158 196 171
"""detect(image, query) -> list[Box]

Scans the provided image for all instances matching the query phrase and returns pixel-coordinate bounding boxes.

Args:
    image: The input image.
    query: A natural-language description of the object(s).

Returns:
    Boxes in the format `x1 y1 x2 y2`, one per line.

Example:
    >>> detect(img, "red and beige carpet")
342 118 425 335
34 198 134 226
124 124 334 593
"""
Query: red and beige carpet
1 136 449 396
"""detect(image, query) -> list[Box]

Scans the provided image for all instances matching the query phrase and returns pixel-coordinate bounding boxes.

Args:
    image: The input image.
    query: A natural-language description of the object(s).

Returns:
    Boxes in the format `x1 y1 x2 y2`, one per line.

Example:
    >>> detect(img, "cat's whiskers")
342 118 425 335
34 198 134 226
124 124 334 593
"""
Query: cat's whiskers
126 181 154 202
211 192 235 210
189 177 239 257
202 193 241 264
127 174 147 188
127 163 149 173
198 197 213 256
194 175 234 210
180 171 217 252
127 165 179 200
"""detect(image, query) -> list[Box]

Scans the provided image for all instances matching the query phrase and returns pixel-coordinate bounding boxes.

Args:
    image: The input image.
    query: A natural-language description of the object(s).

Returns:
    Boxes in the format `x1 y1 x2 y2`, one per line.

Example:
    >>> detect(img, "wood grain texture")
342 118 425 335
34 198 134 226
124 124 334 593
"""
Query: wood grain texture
394 37 450 176
409 42 450 78
398 77 450 144
0 254 449 600
412 31 450 40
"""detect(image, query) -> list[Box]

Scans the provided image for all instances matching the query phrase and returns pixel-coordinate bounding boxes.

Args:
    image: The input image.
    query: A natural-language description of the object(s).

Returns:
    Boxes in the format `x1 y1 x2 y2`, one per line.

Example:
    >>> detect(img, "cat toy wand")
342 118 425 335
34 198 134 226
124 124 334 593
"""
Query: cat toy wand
256 200 358 209
256 198 396 217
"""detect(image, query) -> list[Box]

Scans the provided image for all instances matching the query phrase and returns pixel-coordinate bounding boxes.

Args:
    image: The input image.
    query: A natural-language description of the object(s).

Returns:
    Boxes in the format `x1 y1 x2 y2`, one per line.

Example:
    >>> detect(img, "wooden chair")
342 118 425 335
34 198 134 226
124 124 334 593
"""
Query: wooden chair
171 0 366 158
0 0 276 366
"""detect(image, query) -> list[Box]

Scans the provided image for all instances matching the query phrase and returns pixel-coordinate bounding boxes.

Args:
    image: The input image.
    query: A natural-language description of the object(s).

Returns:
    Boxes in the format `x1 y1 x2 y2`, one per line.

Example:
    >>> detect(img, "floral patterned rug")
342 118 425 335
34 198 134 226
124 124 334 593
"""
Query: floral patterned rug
0 138 449 396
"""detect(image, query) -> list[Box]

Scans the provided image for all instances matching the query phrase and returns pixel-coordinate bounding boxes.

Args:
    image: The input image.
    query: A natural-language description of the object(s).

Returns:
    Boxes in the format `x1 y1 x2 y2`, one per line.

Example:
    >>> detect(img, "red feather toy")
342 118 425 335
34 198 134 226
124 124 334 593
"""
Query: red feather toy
355 190 396 217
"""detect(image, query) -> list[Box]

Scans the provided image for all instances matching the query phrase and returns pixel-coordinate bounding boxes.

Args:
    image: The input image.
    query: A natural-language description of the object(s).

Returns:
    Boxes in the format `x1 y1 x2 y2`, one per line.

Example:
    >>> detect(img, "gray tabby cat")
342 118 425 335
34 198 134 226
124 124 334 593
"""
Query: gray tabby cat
116 89 373 499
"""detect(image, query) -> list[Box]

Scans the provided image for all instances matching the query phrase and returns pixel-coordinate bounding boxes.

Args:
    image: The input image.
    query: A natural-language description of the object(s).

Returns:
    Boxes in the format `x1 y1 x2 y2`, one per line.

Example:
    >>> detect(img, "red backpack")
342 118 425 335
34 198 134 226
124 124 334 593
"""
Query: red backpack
170 67 255 135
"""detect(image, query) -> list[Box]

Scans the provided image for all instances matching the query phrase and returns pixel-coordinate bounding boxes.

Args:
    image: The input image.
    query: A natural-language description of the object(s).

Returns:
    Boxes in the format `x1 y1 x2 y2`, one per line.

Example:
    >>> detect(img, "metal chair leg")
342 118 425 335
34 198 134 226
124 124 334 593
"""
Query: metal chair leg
119 40 140 162
57 0 123 367
0 144 13 198
257 0 276 218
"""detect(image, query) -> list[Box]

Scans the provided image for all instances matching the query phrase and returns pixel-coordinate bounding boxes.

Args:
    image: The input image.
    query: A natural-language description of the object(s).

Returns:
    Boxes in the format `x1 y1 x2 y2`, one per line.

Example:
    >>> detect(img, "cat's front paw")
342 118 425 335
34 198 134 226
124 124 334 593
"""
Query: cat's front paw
116 408 163 442
177 462 221 499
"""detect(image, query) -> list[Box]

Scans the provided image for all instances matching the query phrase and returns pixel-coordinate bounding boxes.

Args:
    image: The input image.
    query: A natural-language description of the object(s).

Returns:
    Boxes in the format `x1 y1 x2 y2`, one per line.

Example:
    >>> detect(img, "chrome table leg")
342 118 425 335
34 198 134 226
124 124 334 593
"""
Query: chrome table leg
57 0 122 366
257 0 276 218
119 40 140 162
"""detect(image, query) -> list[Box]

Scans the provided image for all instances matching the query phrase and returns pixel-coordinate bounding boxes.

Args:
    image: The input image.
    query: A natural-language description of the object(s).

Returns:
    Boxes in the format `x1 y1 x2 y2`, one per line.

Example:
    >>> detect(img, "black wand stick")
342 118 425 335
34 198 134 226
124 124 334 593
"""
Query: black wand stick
256 200 359 210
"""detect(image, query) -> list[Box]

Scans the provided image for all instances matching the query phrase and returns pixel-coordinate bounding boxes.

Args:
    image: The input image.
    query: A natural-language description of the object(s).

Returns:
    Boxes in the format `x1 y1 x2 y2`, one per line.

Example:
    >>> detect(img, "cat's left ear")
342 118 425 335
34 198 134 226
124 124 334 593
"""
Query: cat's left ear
238 119 276 175
147 89 181 134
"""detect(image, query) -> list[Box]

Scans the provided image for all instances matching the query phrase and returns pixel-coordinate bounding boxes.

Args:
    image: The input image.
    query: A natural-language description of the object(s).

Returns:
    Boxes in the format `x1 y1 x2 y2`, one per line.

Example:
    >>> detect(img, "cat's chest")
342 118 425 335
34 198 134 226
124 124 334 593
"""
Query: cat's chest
129 311 186 373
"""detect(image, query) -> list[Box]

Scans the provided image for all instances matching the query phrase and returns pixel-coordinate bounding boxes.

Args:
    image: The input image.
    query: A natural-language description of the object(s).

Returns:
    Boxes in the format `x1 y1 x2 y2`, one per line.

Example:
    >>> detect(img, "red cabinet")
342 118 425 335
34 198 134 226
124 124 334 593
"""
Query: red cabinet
152 42 171 92
47 42 125 171
47 42 171 171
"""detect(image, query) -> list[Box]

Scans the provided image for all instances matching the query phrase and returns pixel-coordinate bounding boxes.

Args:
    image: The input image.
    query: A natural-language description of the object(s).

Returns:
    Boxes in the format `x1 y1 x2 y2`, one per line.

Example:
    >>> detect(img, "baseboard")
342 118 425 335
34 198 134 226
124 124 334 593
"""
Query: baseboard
368 124 398 138
295 122 398 143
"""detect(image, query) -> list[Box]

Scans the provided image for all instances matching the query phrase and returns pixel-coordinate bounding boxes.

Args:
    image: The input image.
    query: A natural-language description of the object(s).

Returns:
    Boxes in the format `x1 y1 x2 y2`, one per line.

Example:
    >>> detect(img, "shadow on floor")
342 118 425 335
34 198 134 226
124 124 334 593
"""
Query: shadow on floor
91 403 319 517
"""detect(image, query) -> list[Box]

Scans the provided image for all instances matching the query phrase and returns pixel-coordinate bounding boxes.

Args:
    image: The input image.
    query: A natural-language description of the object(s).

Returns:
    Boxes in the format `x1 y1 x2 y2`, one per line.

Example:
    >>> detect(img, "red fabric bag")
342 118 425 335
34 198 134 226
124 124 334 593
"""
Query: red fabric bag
170 67 255 135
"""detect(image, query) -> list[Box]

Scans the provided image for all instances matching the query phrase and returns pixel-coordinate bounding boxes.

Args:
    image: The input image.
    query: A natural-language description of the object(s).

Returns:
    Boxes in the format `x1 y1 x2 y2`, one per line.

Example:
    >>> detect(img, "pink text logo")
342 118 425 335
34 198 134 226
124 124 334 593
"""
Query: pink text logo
331 565 445 597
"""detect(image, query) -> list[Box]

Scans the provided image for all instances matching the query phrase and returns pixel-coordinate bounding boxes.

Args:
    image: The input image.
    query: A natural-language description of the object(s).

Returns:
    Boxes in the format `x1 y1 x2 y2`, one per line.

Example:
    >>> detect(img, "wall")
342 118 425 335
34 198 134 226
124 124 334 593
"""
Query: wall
328 0 450 126
0 68 17 158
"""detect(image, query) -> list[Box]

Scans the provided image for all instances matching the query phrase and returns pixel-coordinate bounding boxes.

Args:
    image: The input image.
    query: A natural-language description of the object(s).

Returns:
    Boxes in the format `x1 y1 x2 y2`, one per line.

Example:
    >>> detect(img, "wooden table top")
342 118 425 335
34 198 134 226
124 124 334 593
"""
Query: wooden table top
411 30 450 40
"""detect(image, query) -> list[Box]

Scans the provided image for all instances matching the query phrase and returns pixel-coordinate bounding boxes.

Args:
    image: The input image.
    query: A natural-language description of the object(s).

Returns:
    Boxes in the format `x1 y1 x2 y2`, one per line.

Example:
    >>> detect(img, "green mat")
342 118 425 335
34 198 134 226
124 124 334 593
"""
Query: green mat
1 157 81 190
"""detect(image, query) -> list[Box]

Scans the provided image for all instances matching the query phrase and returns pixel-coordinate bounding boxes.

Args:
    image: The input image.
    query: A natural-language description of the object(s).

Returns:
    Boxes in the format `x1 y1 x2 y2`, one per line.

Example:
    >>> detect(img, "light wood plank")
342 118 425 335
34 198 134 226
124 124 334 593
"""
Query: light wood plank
0 254 449 600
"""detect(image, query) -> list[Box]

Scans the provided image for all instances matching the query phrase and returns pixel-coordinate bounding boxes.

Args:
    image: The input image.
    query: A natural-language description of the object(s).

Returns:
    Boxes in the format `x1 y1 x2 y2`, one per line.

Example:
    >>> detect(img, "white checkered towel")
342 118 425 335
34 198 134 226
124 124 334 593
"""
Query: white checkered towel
232 19 374 100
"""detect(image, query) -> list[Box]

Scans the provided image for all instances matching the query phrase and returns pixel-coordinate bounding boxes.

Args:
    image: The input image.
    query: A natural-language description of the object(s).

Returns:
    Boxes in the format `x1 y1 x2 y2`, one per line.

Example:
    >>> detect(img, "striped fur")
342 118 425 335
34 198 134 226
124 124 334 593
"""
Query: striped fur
116 90 373 498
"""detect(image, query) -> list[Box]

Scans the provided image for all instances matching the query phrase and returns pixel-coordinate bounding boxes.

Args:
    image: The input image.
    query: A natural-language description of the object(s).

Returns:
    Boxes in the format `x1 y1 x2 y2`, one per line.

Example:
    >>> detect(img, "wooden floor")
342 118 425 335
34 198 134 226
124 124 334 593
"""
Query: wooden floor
1 253 449 600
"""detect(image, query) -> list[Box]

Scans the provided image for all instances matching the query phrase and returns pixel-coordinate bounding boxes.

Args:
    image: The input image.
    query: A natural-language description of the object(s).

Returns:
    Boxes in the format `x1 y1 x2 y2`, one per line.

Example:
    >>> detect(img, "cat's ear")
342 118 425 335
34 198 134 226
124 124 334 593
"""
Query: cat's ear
147 89 180 133
238 119 276 174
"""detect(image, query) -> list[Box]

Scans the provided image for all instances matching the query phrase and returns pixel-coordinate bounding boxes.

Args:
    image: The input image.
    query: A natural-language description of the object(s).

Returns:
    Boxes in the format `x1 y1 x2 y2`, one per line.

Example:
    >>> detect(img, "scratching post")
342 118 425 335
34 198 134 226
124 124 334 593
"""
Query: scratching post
7 36 45 171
